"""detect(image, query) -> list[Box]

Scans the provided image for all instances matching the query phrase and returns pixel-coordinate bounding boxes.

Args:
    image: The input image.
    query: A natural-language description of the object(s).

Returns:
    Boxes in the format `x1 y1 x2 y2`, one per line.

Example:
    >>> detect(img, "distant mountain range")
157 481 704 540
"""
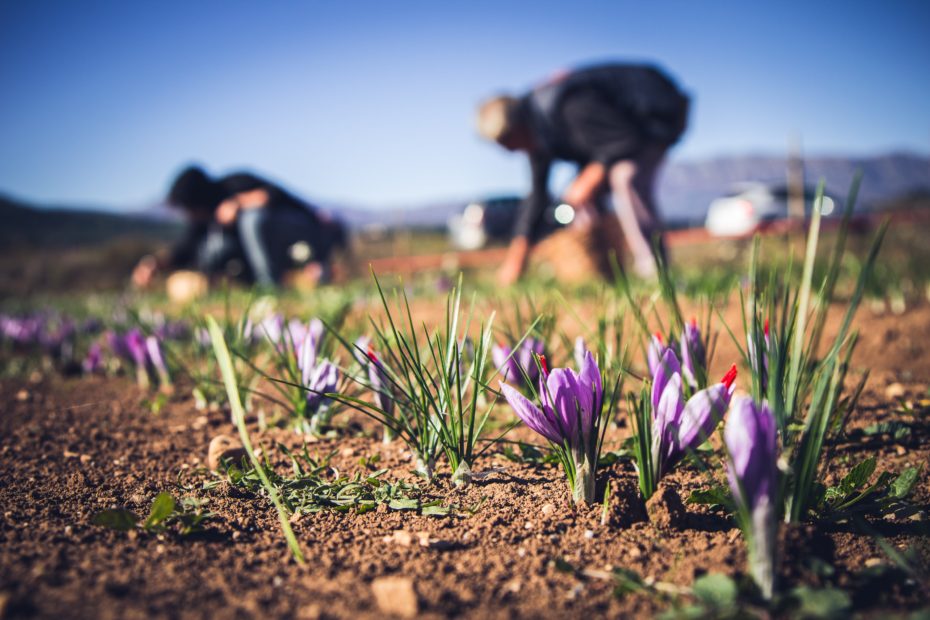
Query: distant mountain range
658 151 930 224
2 152 928 245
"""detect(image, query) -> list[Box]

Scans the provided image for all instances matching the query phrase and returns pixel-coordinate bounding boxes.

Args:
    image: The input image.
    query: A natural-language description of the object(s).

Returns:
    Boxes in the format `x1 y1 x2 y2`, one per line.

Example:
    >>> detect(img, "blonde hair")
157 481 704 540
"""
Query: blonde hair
476 95 521 143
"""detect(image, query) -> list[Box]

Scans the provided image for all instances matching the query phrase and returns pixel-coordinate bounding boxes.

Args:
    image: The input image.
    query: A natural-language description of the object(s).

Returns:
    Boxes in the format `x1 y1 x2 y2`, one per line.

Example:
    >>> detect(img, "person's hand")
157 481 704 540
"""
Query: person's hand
215 198 240 226
562 162 606 207
132 255 158 289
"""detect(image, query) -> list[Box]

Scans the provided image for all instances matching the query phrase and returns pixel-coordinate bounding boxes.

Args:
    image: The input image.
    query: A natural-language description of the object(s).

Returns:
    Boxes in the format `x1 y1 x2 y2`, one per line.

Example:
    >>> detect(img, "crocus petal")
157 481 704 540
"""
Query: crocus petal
547 368 581 442
297 329 318 386
680 321 706 389
654 372 685 451
651 348 681 415
500 381 562 444
674 382 731 456
574 336 587 371
578 350 602 436
646 334 666 378
725 396 777 508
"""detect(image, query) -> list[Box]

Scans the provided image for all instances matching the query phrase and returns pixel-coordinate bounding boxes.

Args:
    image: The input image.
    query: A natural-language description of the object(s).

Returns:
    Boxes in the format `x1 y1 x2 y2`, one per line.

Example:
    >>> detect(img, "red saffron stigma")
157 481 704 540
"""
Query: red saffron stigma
654 332 663 343
366 345 379 363
690 317 698 327
721 364 738 389
763 318 770 337
538 355 549 374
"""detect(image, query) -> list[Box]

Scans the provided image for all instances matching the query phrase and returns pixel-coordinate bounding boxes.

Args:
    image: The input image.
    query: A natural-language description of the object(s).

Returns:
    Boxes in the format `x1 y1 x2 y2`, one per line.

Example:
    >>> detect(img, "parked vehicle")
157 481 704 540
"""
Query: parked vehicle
705 182 838 237
447 196 575 250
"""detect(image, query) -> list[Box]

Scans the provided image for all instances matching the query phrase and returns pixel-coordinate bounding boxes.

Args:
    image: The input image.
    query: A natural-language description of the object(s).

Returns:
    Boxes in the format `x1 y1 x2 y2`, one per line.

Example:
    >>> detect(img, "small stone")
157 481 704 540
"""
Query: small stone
628 546 642 559
79 454 91 464
583 529 595 539
63 450 79 459
390 530 414 546
541 503 556 516
524 521 533 530
297 603 322 620
864 558 882 568
895 445 907 456
504 578 522 593
207 435 247 471
517 548 526 558
15 390 30 402
885 382 906 400
371 576 418 618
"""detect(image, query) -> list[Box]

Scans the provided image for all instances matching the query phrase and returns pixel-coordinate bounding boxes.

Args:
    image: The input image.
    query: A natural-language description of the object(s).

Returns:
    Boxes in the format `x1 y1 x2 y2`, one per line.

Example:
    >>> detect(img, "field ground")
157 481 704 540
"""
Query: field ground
1 292 929 618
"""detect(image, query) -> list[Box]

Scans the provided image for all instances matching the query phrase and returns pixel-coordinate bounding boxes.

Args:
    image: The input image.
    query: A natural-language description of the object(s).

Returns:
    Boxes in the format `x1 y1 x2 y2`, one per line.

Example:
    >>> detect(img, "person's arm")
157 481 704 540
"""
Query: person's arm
215 188 270 226
498 155 551 285
132 222 206 288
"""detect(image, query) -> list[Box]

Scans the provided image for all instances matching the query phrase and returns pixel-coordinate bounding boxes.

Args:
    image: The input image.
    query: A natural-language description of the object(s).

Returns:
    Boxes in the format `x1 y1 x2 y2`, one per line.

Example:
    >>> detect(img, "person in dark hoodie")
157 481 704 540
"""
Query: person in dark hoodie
132 165 347 289
476 62 689 283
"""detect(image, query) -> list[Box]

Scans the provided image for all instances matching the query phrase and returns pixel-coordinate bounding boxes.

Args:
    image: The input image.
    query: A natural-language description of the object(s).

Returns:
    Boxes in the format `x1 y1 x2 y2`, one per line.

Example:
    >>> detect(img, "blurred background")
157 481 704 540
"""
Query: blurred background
1 0 929 294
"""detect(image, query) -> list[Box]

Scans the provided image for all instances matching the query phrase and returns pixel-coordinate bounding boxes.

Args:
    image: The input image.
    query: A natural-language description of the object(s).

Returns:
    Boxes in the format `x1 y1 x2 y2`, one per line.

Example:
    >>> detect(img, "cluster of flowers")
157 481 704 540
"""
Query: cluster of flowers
495 322 777 598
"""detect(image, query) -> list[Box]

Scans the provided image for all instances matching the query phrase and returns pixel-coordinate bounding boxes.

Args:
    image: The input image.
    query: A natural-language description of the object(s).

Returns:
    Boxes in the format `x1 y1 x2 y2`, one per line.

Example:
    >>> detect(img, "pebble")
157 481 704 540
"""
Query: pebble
371 576 418 618
583 529 595 540
885 383 906 400
541 503 556 516
524 521 534 530
207 435 247 470
15 390 30 402
864 558 882 568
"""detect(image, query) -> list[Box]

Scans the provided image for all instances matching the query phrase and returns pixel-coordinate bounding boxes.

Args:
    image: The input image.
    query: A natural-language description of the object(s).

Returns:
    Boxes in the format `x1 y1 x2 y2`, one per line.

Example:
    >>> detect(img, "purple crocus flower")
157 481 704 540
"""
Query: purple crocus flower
651 348 736 478
145 335 171 386
304 360 339 415
647 332 670 378
680 318 706 389
500 349 604 503
124 328 148 369
747 318 770 394
357 339 396 442
293 321 338 432
83 342 103 374
492 338 545 388
725 395 778 599
573 336 587 371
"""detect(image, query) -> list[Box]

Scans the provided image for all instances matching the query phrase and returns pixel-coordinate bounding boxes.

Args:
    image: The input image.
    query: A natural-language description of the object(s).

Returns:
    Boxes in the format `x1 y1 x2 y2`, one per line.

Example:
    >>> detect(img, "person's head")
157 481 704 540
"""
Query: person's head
167 165 219 219
476 96 535 152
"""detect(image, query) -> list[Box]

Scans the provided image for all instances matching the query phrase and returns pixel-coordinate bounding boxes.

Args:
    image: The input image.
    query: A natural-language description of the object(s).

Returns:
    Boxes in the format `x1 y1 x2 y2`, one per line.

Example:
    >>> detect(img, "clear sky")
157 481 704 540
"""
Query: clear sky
1 0 928 211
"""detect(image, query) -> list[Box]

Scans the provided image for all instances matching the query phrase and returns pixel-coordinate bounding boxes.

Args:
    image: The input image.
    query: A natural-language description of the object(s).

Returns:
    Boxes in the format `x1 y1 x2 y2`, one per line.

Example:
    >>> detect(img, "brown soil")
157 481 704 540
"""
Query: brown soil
1 304 929 619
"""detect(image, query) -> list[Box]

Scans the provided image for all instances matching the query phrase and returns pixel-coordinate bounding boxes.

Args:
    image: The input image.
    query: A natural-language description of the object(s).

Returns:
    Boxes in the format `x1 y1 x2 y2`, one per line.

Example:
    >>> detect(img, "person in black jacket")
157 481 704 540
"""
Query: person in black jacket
132 165 347 289
477 63 689 283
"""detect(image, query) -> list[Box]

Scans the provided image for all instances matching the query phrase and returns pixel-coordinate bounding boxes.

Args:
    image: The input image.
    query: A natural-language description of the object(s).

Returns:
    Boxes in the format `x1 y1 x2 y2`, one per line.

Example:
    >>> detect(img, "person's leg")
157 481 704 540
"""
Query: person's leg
237 208 332 287
608 143 669 278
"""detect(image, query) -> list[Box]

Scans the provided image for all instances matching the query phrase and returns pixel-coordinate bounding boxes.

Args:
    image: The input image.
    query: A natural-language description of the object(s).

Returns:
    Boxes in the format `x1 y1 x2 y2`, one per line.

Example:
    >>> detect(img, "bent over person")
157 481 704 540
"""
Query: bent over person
477 62 689 283
132 166 347 289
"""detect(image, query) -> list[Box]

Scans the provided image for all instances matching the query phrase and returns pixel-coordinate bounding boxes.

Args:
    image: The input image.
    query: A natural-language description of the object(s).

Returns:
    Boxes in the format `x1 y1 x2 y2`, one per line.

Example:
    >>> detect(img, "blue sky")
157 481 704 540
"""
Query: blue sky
1 0 928 211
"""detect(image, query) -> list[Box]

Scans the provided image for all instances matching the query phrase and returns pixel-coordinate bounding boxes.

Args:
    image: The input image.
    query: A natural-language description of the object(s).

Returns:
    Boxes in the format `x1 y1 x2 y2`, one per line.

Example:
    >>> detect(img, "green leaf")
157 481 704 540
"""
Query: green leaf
791 586 851 619
840 458 876 493
91 509 139 531
143 492 176 530
612 567 645 599
387 498 420 511
890 467 920 499
421 503 451 517
863 421 912 441
691 573 737 608
687 486 733 509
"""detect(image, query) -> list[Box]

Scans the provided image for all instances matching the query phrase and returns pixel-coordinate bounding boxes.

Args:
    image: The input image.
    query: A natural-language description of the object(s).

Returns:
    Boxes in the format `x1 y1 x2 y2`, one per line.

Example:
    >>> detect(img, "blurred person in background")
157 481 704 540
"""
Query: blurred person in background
477 62 689 283
132 165 347 291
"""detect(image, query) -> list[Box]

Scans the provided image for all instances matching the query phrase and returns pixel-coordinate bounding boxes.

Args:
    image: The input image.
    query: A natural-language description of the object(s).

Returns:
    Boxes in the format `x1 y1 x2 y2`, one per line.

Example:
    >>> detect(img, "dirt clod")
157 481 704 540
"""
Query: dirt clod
645 482 687 531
